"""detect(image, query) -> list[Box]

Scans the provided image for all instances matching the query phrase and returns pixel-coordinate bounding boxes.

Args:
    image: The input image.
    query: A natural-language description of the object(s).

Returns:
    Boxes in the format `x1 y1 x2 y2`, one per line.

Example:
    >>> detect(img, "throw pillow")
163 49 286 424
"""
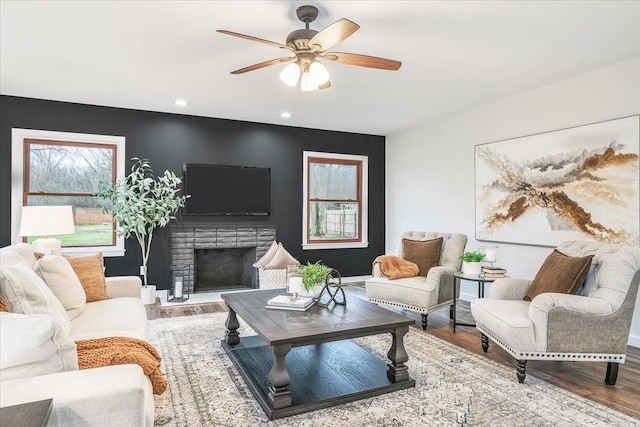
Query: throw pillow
252 240 279 268
0 264 72 336
263 244 299 270
523 249 594 302
65 253 108 302
402 237 444 277
0 243 38 267
0 312 78 381
0 293 9 312
34 255 87 320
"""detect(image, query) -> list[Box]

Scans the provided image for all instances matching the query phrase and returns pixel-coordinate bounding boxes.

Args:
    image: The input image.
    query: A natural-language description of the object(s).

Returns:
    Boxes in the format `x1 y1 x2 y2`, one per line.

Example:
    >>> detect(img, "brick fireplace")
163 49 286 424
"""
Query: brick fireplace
170 226 277 293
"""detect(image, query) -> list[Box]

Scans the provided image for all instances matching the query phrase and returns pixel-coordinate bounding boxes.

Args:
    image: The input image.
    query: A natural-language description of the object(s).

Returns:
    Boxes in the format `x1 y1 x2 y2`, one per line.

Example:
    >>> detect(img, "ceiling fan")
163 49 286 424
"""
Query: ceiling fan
217 4 402 91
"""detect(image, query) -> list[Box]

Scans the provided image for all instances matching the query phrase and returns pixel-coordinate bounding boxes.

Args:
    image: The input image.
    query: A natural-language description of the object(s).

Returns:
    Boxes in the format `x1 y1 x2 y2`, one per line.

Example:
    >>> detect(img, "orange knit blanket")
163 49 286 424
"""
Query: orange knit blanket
76 336 167 395
373 255 419 279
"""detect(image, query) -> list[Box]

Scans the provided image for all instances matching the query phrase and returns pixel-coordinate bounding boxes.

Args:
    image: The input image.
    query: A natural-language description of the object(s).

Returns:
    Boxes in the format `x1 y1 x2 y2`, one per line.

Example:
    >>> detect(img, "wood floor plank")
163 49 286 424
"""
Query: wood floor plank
147 285 640 419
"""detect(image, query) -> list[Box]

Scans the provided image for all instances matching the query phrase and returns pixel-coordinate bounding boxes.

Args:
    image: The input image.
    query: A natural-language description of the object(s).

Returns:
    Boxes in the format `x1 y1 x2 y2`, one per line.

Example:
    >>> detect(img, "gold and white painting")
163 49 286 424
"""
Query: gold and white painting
475 116 639 247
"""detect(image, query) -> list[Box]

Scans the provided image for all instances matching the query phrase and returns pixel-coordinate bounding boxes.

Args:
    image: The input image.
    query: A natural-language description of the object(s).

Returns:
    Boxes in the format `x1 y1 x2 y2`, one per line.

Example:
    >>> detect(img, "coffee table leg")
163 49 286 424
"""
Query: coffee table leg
268 343 292 409
387 325 410 382
224 307 240 346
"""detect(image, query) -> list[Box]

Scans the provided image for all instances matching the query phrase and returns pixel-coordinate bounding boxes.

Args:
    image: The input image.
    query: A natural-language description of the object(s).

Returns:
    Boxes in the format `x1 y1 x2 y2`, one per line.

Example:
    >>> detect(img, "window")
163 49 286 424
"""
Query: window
303 151 368 250
12 129 125 256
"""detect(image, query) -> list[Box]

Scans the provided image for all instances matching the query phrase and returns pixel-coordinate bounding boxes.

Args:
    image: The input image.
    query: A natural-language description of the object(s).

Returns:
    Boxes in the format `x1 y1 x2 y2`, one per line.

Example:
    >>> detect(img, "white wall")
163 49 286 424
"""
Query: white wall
386 57 640 347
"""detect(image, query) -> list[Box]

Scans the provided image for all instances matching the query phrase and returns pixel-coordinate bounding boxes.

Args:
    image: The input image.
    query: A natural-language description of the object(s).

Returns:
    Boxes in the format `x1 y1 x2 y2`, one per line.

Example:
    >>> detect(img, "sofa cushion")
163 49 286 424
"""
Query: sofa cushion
402 237 443 277
524 250 593 302
65 253 108 302
0 312 78 381
70 297 148 341
0 243 37 267
252 240 278 268
34 255 87 320
0 264 71 336
263 243 299 270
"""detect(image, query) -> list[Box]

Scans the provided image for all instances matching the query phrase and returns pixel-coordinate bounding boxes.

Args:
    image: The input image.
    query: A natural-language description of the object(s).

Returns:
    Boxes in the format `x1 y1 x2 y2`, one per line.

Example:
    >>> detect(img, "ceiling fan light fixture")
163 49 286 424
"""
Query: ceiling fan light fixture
300 71 318 92
280 62 301 87
309 61 330 86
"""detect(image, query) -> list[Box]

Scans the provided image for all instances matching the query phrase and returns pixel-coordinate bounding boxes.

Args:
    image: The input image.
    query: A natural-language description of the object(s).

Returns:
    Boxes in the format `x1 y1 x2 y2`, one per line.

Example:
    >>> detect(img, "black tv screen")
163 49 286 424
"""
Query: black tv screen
183 164 270 215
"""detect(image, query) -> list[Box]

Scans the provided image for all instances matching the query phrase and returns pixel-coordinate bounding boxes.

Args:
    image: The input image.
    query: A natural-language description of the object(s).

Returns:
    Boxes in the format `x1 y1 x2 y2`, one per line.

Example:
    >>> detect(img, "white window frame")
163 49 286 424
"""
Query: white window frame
302 151 369 250
11 128 126 257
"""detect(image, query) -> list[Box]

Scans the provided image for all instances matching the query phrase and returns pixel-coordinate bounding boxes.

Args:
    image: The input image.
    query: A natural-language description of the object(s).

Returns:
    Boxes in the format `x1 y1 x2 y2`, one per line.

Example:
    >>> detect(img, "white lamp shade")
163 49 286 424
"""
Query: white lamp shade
280 63 301 87
483 247 498 262
309 61 330 86
19 205 75 237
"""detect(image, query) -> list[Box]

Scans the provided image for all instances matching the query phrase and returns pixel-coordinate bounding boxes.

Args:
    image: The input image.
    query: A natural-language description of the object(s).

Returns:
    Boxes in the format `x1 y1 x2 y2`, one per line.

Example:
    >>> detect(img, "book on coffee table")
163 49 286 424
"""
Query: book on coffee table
266 295 314 311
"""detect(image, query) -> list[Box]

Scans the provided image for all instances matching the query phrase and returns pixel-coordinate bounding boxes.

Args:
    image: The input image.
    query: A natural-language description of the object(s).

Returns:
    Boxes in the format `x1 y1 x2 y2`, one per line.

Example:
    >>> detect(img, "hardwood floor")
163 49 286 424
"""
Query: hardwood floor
147 285 640 420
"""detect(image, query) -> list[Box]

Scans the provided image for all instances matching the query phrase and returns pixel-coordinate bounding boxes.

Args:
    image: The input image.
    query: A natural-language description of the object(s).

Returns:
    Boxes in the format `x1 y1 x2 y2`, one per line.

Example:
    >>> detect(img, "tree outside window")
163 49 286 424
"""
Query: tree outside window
12 129 125 256
303 151 369 250
24 139 116 247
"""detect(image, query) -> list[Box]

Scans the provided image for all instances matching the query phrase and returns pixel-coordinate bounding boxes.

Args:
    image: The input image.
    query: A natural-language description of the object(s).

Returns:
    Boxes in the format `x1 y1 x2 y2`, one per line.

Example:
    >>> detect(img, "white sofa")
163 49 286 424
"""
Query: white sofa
0 243 154 426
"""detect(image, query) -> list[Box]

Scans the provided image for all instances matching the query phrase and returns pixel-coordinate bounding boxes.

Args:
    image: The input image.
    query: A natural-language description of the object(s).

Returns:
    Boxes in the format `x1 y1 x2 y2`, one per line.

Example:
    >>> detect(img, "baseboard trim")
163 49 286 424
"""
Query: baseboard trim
342 275 371 283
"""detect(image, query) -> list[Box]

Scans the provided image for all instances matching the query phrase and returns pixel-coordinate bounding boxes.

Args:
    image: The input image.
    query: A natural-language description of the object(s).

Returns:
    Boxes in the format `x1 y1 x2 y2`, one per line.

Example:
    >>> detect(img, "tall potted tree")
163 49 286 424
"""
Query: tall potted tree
98 158 185 304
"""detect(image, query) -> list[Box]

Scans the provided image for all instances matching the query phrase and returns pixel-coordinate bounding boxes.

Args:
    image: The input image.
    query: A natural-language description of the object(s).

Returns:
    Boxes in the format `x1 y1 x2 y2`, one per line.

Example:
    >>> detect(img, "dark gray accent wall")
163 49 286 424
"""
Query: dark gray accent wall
0 95 385 289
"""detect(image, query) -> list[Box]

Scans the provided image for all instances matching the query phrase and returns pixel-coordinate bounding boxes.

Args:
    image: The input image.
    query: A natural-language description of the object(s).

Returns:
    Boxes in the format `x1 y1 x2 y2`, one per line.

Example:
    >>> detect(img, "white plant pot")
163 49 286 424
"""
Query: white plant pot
462 262 482 276
303 283 325 299
141 285 157 305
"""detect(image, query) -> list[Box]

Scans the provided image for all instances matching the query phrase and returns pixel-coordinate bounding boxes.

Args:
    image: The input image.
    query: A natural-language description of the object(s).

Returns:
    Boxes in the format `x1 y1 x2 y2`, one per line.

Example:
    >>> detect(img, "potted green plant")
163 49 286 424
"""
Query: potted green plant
460 251 486 275
98 158 185 304
303 261 332 296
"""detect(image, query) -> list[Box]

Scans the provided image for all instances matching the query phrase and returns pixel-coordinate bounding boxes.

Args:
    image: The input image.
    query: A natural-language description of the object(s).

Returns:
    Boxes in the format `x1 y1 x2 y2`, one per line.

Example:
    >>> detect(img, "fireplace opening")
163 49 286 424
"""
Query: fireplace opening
194 247 257 292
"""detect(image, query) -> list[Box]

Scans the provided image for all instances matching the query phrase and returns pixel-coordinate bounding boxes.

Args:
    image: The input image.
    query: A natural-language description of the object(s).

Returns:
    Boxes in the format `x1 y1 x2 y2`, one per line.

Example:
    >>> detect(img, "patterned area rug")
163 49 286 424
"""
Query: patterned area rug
149 313 638 426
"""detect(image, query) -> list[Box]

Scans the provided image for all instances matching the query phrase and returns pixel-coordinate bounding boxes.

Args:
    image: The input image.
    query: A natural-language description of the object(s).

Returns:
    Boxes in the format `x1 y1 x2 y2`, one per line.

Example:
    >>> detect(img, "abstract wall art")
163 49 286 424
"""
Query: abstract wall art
475 116 639 247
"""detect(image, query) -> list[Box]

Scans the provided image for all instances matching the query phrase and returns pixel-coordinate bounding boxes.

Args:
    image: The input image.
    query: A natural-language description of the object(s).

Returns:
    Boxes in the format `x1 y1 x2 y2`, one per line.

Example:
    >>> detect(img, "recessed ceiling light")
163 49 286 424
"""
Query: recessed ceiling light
174 99 188 107
280 112 292 119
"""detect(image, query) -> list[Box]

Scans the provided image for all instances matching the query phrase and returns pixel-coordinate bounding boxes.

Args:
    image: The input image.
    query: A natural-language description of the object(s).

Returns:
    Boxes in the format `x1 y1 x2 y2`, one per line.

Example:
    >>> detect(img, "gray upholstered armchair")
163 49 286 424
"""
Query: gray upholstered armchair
470 240 640 385
365 231 468 330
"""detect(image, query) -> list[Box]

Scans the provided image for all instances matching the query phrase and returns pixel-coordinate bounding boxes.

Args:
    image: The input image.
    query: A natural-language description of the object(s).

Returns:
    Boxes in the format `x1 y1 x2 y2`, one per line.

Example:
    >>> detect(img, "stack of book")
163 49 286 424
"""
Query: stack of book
481 266 507 278
266 295 314 312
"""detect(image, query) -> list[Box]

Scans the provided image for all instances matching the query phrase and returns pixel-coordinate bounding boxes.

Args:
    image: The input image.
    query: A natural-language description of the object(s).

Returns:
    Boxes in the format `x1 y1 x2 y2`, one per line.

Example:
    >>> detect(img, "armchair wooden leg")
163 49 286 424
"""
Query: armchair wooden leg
605 362 619 385
516 360 527 383
481 333 489 353
421 313 428 330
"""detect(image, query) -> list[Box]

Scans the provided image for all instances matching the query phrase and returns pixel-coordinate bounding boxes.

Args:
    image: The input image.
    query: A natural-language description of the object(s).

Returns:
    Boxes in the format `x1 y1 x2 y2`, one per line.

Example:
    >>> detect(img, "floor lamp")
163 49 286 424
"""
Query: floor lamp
19 205 75 255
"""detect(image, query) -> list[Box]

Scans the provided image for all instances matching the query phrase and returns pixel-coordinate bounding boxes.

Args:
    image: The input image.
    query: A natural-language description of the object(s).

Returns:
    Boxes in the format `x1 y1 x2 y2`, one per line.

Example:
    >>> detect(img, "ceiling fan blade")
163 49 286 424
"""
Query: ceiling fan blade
309 19 359 52
321 52 402 71
230 57 294 75
217 30 292 51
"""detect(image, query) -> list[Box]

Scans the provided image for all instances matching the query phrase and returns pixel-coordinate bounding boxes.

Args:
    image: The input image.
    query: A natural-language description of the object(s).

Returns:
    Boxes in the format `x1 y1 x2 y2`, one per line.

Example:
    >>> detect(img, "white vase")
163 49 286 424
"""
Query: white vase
462 262 482 276
141 285 157 305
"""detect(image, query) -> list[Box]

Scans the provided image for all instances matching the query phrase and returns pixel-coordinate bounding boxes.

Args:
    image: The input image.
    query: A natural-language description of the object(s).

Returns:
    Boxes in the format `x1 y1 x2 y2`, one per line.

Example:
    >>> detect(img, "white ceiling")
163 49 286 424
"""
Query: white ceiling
2 1 639 136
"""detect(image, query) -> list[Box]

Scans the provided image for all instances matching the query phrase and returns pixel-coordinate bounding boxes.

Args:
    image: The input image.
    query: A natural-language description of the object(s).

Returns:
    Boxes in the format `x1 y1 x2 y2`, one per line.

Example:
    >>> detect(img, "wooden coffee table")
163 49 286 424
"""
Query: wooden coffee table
221 289 416 420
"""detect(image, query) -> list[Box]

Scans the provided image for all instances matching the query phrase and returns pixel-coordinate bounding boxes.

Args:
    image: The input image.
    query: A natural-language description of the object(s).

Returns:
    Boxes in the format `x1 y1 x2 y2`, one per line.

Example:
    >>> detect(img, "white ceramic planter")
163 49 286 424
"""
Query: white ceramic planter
303 283 325 298
141 285 157 305
462 262 482 276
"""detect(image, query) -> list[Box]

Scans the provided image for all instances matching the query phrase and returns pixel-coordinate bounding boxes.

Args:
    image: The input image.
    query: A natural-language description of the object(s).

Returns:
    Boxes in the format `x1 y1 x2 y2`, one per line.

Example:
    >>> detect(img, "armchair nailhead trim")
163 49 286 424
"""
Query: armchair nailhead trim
476 325 626 363
367 298 452 315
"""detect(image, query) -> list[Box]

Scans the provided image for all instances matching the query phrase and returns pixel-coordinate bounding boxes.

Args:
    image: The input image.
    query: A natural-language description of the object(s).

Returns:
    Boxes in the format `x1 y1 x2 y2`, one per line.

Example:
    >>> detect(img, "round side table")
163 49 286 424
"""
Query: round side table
452 272 500 333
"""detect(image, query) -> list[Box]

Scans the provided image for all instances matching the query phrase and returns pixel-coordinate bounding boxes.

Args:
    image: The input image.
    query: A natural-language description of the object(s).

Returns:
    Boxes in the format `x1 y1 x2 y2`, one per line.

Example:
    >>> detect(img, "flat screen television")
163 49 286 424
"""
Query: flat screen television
183 163 270 215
